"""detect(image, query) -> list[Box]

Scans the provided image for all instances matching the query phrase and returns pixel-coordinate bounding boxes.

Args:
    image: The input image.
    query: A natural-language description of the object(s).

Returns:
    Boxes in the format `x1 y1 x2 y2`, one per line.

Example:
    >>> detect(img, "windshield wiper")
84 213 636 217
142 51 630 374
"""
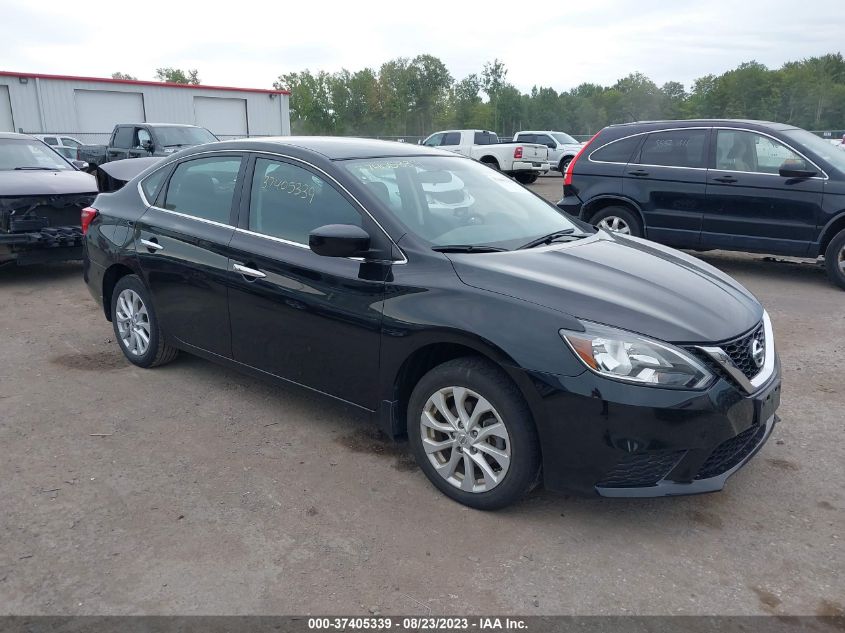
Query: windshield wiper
432 245 508 253
14 166 59 171
518 229 583 250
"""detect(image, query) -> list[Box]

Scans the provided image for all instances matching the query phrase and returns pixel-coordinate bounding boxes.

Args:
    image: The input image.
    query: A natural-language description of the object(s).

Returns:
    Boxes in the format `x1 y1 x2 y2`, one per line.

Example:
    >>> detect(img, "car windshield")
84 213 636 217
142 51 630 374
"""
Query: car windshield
152 126 218 147
552 132 579 145
782 129 845 173
343 156 585 250
0 138 73 171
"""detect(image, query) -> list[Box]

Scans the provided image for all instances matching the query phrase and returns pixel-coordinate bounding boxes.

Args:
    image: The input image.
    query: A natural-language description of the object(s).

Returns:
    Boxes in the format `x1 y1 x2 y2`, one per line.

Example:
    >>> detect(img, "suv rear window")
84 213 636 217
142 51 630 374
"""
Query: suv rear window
637 129 707 168
590 135 642 164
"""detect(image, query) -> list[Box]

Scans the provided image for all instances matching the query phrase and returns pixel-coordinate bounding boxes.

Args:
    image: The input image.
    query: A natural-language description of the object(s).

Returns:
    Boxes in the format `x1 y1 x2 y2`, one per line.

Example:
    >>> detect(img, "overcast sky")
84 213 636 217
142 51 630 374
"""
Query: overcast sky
2 0 843 93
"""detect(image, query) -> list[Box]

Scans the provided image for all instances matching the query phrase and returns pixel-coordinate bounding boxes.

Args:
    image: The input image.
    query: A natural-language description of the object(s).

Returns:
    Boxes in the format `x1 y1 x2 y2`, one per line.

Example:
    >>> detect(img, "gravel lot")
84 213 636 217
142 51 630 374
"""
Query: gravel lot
0 177 843 616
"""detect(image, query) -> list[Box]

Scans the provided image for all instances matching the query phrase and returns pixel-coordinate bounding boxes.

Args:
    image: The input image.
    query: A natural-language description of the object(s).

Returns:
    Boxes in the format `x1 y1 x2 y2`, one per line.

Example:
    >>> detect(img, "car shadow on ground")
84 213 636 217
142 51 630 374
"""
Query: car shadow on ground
0 261 83 286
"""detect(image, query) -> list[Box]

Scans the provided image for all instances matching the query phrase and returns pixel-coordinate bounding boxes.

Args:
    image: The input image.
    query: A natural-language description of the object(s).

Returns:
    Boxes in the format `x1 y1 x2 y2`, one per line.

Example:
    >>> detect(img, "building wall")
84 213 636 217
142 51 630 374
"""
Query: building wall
0 73 290 142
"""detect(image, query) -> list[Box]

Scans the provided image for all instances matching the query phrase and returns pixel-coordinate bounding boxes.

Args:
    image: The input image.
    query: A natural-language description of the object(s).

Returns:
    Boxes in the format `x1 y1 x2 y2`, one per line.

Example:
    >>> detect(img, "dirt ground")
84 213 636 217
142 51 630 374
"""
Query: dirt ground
0 177 843 616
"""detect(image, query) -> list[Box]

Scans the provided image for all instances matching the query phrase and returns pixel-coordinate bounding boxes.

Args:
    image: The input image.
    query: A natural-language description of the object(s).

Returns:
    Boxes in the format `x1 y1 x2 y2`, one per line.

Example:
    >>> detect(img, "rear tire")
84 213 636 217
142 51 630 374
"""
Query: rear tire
514 172 538 184
559 157 572 173
481 158 500 171
824 229 845 290
110 274 178 368
407 357 541 510
590 205 643 238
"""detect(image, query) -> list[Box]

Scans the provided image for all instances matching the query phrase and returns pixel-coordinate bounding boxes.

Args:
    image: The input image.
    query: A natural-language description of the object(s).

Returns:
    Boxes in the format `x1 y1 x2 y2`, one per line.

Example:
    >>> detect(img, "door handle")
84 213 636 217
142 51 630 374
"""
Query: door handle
140 238 163 251
628 169 649 176
232 262 266 279
713 176 738 184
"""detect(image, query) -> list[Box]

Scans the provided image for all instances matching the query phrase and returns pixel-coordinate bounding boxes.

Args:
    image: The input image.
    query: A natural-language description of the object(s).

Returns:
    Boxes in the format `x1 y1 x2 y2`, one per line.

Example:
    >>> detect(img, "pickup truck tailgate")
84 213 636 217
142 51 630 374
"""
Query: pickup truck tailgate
517 143 548 161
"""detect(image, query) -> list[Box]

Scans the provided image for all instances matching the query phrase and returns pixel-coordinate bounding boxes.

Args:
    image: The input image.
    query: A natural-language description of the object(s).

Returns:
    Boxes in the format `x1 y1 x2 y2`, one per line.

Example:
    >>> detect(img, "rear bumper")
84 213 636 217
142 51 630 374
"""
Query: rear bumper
0 226 84 264
512 161 550 173
556 194 583 217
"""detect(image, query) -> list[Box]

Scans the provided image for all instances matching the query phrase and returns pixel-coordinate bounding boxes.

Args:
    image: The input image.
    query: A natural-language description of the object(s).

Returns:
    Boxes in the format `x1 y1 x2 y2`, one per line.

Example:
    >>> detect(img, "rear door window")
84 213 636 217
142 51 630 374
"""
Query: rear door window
474 131 498 145
163 156 243 224
637 129 708 168
43 137 58 146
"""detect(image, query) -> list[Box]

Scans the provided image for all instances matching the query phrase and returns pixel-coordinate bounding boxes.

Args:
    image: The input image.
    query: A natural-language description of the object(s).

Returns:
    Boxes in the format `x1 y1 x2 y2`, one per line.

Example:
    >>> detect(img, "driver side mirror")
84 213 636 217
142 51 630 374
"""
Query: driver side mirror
71 159 89 171
141 139 154 152
309 224 371 258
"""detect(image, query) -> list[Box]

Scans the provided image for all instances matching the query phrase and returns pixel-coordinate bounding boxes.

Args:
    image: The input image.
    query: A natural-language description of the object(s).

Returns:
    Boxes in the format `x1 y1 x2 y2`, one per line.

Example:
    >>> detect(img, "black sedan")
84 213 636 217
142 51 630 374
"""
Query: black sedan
1 132 96 266
82 137 781 509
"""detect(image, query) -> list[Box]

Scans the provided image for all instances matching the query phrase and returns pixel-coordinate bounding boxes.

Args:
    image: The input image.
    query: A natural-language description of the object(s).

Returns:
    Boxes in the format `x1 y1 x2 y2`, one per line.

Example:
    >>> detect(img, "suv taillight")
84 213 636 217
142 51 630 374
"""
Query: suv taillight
81 207 99 235
513 146 523 159
563 132 600 186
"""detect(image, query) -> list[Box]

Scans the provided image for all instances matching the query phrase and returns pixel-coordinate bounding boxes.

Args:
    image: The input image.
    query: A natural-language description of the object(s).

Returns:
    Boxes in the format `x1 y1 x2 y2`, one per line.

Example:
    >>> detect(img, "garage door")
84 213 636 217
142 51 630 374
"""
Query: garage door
193 96 248 137
74 90 145 133
0 85 13 132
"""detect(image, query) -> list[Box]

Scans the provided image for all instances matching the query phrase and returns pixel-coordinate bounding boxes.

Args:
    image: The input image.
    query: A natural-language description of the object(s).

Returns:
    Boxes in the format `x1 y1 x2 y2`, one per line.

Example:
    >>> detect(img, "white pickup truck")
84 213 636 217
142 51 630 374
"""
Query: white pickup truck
514 130 584 173
421 129 550 183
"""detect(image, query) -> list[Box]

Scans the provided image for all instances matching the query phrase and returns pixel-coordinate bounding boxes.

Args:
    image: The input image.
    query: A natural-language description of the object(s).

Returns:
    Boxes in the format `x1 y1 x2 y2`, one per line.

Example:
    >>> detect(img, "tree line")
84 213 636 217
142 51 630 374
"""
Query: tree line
113 52 845 137
274 53 845 138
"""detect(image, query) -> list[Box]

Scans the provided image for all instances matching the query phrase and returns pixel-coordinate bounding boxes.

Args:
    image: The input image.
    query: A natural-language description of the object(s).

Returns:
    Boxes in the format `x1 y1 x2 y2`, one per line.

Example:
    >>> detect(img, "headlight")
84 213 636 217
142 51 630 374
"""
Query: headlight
560 322 713 389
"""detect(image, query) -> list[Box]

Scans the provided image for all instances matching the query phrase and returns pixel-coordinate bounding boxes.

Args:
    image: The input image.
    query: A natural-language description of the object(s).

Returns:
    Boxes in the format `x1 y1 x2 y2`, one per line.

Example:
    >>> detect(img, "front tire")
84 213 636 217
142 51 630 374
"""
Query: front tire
824 229 845 290
111 274 178 368
591 205 643 237
407 357 540 510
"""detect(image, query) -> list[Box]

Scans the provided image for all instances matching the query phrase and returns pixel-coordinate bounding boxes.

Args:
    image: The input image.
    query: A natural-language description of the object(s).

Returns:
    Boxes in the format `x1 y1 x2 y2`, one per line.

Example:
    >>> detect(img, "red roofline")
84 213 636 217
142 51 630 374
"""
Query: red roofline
0 70 290 95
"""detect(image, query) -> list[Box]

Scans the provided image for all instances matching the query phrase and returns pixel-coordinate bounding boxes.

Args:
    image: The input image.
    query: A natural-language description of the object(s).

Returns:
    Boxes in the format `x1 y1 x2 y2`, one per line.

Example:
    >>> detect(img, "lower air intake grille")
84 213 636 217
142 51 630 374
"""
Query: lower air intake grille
695 424 767 480
597 451 685 488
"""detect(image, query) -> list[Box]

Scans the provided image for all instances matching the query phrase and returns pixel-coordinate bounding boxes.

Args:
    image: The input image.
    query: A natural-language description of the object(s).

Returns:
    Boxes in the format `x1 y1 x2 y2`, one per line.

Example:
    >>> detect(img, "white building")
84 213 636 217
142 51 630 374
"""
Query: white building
0 71 290 143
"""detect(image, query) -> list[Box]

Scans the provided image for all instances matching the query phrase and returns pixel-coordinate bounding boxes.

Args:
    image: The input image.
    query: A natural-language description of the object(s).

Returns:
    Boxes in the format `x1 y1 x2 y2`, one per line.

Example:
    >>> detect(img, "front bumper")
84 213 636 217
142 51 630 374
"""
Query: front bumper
521 355 782 497
0 226 84 264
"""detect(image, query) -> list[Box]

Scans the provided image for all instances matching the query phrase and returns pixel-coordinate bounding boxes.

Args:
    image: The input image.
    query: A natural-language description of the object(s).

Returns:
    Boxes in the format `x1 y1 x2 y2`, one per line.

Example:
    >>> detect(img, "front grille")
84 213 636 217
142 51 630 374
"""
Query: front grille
597 451 685 488
722 323 765 380
695 424 766 480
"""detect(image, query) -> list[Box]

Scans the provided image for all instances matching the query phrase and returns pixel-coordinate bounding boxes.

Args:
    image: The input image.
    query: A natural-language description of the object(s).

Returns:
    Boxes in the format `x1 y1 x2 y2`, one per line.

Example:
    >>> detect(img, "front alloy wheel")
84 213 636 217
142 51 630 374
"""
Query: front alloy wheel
420 386 511 492
407 357 540 510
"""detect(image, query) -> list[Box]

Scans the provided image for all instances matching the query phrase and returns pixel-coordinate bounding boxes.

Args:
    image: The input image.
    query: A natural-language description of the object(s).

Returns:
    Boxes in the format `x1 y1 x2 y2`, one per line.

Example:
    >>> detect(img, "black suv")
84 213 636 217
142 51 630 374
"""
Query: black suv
557 119 845 289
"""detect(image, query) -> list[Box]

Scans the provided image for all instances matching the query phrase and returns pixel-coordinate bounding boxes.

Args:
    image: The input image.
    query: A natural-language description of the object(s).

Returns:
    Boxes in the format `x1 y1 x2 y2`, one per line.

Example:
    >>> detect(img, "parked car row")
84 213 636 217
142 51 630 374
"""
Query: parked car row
557 119 845 289
80 136 781 509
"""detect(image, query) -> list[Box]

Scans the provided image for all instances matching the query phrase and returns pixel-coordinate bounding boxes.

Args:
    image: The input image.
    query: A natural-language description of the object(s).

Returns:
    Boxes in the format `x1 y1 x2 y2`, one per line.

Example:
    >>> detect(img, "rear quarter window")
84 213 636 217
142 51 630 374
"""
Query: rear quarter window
140 168 169 204
589 135 643 164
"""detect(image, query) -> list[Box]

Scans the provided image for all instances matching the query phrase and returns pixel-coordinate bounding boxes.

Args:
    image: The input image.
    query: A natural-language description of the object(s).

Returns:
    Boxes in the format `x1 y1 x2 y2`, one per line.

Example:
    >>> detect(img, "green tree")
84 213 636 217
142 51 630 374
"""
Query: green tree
111 72 137 81
155 67 200 85
481 58 508 130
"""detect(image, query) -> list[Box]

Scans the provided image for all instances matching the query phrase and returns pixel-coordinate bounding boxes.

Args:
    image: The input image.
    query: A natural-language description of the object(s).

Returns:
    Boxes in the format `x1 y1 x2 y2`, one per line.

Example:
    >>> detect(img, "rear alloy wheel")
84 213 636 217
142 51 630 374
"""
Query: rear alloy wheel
559 157 572 173
407 357 540 510
824 229 845 290
111 274 178 368
591 205 643 238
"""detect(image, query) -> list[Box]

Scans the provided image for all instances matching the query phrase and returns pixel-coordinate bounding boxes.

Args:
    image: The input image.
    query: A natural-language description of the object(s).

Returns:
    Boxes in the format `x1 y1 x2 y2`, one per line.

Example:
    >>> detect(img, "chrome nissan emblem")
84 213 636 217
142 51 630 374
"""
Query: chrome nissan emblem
751 338 765 368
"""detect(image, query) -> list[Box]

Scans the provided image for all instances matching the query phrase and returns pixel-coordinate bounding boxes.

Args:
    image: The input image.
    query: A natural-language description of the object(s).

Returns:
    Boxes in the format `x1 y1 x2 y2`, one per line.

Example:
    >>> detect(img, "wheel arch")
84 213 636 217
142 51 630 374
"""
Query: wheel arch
102 262 138 322
381 337 539 440
479 156 500 168
818 211 845 256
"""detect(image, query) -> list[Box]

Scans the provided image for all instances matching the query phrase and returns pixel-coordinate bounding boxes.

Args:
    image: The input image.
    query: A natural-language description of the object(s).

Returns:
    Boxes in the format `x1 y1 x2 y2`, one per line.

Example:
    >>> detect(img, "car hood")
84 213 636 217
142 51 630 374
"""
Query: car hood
447 231 762 344
0 170 96 196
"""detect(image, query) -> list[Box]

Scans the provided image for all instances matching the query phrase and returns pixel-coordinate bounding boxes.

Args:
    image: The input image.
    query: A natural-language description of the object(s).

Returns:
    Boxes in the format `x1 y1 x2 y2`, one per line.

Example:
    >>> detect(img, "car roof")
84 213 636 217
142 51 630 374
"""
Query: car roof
607 119 798 132
0 132 35 140
116 122 205 128
216 136 458 160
